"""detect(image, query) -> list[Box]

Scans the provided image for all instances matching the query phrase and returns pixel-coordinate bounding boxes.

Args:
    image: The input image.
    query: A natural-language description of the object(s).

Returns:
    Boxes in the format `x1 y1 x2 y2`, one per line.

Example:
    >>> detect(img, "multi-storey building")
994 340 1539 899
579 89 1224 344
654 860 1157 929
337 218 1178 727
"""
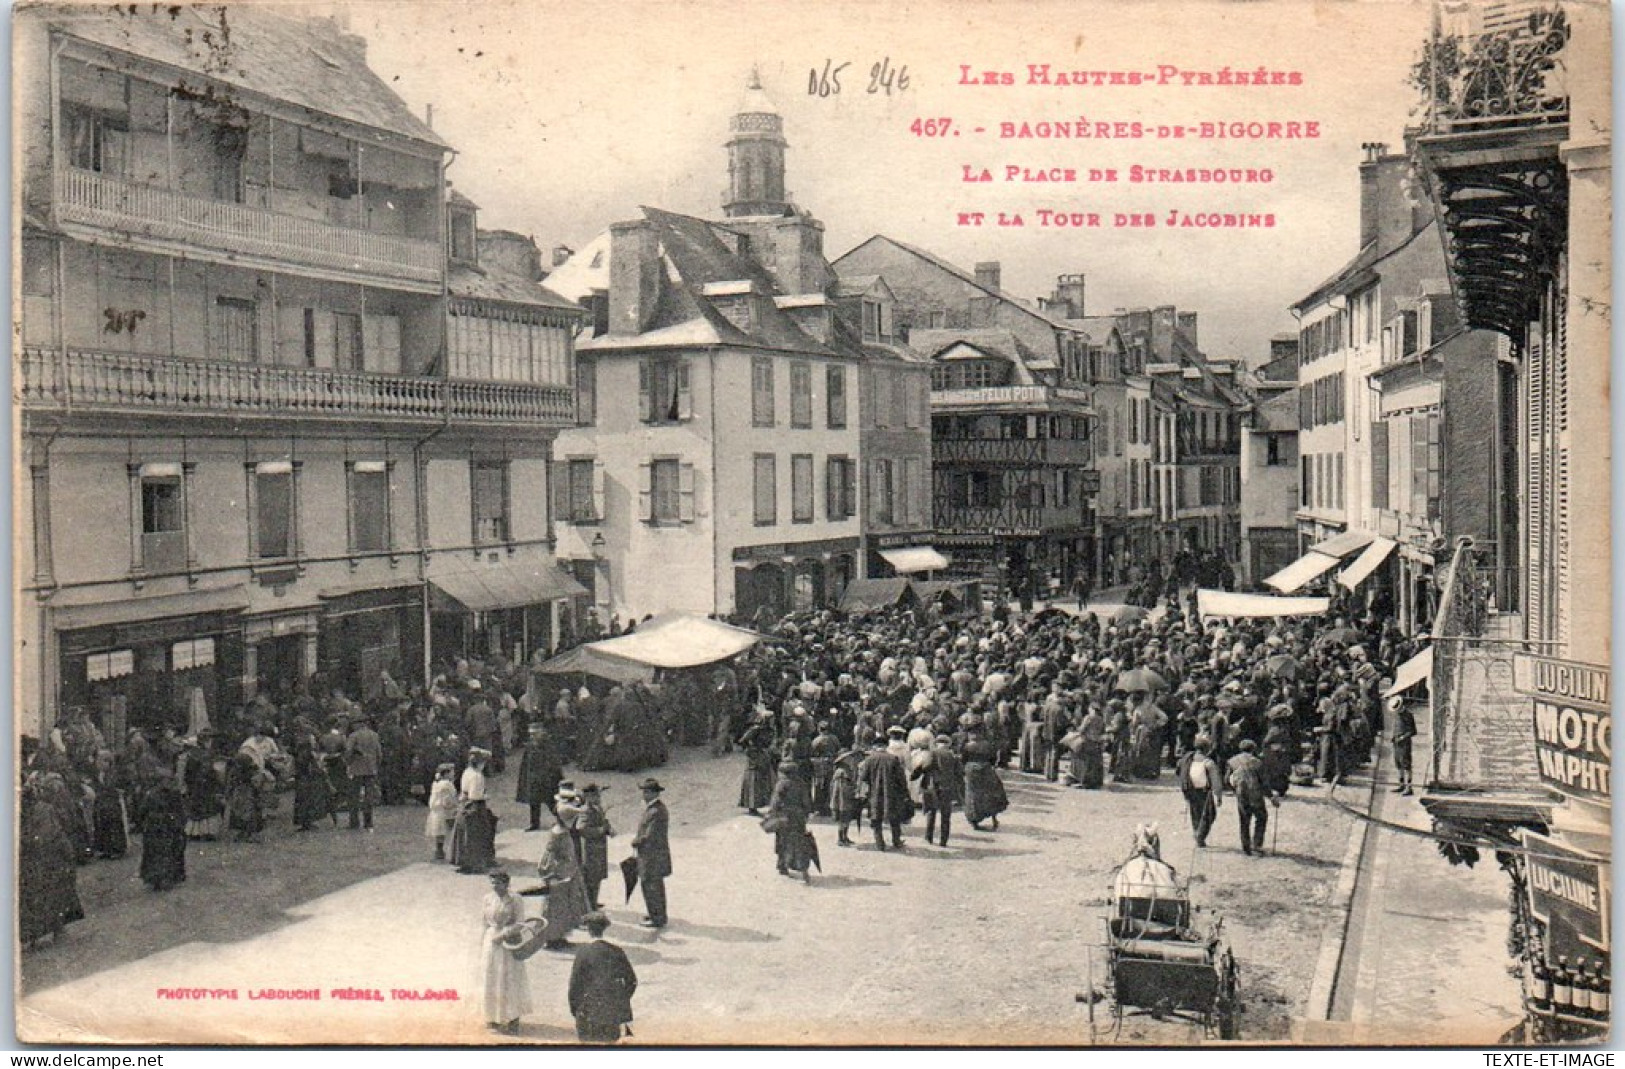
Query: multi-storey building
546 75 927 622
1116 307 1245 565
830 242 1100 596
1409 1 1610 1042
1239 345 1301 587
1281 146 1506 625
15 6 581 738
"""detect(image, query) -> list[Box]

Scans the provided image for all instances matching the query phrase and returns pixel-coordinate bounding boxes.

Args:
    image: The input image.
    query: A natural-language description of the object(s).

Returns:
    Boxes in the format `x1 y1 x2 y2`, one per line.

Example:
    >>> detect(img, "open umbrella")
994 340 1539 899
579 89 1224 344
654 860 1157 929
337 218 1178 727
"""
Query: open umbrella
1113 605 1151 626
1115 667 1168 693
1318 627 1363 647
1263 654 1300 680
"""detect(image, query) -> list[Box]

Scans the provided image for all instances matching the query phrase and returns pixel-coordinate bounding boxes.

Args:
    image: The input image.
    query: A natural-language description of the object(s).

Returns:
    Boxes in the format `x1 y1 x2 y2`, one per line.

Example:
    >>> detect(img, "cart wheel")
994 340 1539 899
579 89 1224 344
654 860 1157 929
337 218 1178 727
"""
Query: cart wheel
1216 949 1241 1040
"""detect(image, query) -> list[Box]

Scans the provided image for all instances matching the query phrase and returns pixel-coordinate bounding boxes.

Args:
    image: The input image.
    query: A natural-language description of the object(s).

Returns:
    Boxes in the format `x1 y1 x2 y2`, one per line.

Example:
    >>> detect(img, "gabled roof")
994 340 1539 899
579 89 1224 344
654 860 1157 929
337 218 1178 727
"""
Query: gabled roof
910 328 1045 385
1292 240 1380 313
1256 353 1300 383
1252 389 1300 432
49 4 448 149
1066 315 1127 350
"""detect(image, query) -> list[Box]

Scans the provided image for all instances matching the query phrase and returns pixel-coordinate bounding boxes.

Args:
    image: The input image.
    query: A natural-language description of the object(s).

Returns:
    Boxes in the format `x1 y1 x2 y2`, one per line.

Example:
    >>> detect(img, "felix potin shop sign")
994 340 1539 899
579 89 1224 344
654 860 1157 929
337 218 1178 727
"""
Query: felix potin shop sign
1513 655 1611 804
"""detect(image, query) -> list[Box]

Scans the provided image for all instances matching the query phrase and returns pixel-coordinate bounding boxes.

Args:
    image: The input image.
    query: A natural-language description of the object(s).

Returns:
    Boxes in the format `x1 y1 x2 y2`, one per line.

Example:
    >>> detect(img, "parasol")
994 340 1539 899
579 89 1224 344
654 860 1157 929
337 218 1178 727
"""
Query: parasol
620 856 640 904
1317 626 1364 647
1263 654 1300 680
1113 605 1151 625
1115 667 1168 693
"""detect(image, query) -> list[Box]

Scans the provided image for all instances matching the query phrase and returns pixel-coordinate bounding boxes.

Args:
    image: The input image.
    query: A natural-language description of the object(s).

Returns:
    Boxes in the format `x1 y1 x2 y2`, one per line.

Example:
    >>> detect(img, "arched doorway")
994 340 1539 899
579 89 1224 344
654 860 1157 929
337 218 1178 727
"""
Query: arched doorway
791 559 825 612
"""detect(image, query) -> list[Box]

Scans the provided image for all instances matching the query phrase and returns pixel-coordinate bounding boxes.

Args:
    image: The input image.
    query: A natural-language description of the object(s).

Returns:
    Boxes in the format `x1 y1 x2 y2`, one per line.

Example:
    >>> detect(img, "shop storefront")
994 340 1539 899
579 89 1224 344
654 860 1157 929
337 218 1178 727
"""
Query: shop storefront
318 584 424 702
53 587 249 745
429 560 588 673
732 537 860 622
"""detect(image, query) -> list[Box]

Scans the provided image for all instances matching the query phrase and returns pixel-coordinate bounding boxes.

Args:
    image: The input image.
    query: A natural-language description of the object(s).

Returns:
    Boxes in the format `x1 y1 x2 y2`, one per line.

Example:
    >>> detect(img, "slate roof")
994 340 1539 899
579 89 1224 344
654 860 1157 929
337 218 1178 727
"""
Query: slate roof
48 4 447 149
448 262 580 314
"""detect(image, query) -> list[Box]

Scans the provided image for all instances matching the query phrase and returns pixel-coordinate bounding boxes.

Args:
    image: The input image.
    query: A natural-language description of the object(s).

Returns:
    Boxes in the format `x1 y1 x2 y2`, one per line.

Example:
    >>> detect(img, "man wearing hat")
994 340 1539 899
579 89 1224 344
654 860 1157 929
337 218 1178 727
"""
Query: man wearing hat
1176 735 1223 848
1388 695 1416 796
1225 739 1270 856
631 779 670 928
515 723 564 832
576 784 614 908
344 714 382 831
568 912 637 1043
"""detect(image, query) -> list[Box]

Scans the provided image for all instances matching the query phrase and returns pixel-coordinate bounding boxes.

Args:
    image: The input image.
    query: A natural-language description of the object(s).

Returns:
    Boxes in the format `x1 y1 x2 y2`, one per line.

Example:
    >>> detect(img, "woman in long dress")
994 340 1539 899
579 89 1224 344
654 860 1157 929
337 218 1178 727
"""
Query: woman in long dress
480 871 533 1034
737 713 776 815
19 780 84 947
535 820 590 948
137 779 188 891
452 751 498 874
89 751 128 859
180 734 224 840
962 732 1009 831
766 760 812 883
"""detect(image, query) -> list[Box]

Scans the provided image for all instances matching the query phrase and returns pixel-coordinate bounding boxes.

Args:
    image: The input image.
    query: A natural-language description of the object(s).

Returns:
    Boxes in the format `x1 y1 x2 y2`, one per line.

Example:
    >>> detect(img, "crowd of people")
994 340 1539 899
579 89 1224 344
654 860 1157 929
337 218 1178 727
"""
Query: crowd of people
21 567 1422 1040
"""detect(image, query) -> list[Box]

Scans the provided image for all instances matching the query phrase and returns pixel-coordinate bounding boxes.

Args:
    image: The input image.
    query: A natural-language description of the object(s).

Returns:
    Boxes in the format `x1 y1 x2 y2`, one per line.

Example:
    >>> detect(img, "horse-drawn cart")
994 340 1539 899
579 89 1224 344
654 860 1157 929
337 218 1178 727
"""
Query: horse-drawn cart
1085 826 1241 1041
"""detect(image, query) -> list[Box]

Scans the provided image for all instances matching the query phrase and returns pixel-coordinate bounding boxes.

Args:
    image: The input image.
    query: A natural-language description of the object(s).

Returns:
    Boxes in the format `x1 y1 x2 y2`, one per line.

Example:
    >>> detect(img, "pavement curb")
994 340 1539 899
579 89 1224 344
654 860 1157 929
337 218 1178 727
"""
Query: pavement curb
1296 739 1386 1037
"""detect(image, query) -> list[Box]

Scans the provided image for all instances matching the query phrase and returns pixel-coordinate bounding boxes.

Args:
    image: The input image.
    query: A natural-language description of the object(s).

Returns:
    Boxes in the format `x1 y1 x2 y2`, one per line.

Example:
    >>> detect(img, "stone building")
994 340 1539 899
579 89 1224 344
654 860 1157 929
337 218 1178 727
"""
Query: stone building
15 5 582 738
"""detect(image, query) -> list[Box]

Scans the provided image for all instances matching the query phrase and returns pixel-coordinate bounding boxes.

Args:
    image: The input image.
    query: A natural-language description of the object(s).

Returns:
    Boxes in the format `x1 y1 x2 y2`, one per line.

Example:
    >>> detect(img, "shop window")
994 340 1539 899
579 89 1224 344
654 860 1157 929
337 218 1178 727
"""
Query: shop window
86 649 135 683
171 638 216 670
348 461 390 554
471 460 510 544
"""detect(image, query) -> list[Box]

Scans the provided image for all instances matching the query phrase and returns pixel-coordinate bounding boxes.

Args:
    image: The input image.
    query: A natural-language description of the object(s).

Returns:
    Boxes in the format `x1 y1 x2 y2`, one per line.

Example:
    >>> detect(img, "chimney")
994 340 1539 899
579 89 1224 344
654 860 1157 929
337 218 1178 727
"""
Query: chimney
974 261 1002 292
1358 142 1388 248
552 245 574 268
1177 311 1198 346
1054 273 1086 318
608 220 661 335
1151 306 1177 359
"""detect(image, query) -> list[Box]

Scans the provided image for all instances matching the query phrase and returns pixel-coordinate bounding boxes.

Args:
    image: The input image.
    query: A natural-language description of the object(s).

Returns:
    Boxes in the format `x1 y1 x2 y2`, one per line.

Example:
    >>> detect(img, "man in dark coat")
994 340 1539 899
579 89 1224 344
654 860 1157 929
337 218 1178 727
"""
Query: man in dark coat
514 723 564 831
344 716 382 831
568 912 637 1043
1226 739 1270 856
911 736 964 847
632 779 671 928
856 739 911 851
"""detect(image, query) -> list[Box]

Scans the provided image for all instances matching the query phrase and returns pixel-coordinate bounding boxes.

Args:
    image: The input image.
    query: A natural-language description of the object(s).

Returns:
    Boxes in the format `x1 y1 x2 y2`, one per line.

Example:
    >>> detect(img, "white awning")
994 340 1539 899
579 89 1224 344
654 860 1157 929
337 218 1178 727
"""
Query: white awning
578 613 766 669
1197 588 1331 619
1263 551 1342 593
1311 529 1377 559
1338 537 1399 590
1383 647 1434 697
880 546 950 574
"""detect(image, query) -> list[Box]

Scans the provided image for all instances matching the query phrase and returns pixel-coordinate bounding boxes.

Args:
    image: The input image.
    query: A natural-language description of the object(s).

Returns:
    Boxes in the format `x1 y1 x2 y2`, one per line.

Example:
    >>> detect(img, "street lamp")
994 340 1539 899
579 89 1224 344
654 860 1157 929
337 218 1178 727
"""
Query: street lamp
590 531 607 558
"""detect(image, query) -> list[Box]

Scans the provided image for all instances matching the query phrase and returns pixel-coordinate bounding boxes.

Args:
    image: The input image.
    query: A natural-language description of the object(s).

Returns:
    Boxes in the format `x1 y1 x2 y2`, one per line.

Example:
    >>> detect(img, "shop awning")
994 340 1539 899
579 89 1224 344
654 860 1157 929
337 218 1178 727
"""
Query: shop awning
1196 588 1331 619
1337 537 1399 590
1311 529 1377 559
879 546 950 574
52 585 251 632
1262 551 1343 593
430 561 587 613
535 643 653 683
1383 646 1434 697
575 613 765 669
839 578 917 613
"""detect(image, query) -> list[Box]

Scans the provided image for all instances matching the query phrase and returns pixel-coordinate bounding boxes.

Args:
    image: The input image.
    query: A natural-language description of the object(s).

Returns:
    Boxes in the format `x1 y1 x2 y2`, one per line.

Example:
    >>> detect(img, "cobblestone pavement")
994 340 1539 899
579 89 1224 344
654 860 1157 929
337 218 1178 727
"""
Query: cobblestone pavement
19 739 1356 1046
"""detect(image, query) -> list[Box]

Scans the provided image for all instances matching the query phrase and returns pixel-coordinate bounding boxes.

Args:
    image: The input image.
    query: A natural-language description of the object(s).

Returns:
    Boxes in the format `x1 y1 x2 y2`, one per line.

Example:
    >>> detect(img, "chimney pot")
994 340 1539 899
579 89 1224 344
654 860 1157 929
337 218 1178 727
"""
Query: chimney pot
974 261 1002 292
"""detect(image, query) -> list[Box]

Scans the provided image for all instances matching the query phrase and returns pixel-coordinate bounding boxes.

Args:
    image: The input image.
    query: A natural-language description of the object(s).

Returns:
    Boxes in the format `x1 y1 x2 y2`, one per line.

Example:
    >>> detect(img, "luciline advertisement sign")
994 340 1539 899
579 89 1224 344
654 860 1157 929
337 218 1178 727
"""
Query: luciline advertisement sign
1513 654 1611 804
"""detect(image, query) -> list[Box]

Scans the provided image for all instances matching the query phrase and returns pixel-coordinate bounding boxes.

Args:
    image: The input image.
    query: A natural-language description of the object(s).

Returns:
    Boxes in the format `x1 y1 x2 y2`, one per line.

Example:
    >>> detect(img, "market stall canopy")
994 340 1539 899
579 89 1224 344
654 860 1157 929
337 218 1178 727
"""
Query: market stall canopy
838 578 918 614
1311 529 1377 559
1262 551 1342 593
584 613 765 669
878 546 950 574
1196 588 1331 619
1337 537 1398 590
1383 647 1434 697
535 644 652 683
430 561 588 613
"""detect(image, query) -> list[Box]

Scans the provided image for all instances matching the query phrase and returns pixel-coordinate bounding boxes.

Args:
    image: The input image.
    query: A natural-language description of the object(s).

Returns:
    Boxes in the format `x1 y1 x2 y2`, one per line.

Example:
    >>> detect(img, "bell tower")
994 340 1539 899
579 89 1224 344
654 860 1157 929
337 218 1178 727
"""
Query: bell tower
723 67 789 218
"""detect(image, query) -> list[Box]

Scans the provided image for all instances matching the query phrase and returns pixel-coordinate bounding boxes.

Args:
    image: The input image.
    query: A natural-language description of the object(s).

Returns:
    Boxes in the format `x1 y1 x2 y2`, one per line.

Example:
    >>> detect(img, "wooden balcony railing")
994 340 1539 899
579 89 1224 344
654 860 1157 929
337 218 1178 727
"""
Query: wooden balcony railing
934 437 1093 467
55 168 442 286
17 346 574 426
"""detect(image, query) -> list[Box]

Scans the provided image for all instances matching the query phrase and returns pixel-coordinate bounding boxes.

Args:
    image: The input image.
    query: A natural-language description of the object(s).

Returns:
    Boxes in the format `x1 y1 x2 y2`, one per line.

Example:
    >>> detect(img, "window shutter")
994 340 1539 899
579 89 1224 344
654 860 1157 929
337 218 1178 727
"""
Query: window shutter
678 463 696 522
591 459 606 522
904 458 922 524
1370 422 1389 510
825 458 839 520
637 462 653 522
638 360 652 422
676 360 693 420
550 460 570 522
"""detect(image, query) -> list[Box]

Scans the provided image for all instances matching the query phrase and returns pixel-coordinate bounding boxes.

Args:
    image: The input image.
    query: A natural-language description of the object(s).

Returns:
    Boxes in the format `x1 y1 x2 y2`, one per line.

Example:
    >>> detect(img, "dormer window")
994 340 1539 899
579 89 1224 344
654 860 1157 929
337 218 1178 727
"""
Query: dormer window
450 206 477 263
861 299 893 342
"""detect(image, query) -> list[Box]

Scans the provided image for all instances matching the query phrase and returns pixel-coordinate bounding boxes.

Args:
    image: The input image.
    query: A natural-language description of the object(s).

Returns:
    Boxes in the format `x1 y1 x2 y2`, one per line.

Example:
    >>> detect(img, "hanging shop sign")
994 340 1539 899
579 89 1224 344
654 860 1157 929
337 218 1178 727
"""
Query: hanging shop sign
1513 654 1610 804
1523 830 1610 957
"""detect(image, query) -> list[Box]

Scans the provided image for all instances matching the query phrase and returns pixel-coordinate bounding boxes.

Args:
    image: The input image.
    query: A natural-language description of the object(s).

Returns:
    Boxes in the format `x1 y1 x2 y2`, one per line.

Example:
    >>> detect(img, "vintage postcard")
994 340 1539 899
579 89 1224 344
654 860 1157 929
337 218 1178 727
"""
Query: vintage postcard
13 0 1611 1048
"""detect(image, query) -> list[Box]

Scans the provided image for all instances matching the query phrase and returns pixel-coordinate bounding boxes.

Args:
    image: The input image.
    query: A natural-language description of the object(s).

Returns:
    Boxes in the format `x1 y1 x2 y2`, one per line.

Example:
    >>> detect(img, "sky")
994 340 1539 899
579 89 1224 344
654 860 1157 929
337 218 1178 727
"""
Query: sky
326 0 1436 363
